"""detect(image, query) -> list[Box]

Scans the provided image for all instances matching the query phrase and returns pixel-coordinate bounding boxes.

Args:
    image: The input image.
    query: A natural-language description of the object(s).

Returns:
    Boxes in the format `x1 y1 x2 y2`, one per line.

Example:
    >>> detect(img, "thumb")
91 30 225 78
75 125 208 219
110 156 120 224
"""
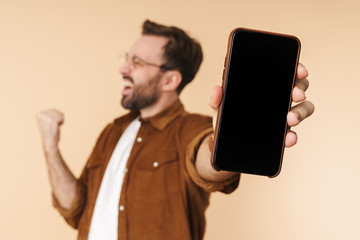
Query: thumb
208 85 223 129
208 85 223 110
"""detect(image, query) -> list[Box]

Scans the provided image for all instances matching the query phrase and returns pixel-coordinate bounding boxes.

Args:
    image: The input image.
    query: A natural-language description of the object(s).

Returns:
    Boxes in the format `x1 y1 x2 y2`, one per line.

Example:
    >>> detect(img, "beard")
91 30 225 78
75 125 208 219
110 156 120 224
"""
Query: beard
121 73 162 111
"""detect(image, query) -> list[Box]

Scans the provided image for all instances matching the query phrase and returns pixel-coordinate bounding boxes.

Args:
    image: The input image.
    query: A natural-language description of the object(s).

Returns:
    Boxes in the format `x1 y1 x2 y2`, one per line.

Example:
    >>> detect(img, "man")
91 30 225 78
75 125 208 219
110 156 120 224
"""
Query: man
36 20 314 240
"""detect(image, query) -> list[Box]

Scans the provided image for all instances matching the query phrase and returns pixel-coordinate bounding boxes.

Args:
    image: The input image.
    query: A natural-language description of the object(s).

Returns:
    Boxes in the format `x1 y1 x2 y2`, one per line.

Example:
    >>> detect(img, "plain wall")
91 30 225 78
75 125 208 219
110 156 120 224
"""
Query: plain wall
1 0 359 239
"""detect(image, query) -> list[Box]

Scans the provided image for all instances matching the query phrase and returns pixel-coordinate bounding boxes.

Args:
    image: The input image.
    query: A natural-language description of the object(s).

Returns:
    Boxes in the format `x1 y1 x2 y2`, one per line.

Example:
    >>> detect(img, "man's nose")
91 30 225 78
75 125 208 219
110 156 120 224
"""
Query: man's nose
119 62 131 75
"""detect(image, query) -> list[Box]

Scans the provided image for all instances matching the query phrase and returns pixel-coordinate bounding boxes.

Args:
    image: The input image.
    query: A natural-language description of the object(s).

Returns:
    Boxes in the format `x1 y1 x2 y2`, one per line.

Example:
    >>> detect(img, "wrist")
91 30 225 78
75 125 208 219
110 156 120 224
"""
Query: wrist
43 142 60 156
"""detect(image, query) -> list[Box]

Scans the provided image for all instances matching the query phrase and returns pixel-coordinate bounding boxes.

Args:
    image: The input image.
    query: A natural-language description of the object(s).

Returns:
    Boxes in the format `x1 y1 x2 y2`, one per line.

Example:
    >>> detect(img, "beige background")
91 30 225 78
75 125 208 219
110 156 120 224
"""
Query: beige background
1 0 359 239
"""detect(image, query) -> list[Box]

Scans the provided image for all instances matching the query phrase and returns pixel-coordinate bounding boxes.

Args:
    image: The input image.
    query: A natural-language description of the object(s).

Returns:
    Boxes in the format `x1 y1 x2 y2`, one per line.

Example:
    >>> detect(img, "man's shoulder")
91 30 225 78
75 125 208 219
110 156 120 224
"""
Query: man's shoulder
175 111 212 138
180 112 212 125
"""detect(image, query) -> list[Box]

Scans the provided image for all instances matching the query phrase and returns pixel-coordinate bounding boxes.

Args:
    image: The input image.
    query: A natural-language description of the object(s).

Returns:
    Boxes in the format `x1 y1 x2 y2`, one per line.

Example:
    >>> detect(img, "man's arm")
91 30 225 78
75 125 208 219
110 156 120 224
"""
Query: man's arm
36 109 77 209
196 63 315 182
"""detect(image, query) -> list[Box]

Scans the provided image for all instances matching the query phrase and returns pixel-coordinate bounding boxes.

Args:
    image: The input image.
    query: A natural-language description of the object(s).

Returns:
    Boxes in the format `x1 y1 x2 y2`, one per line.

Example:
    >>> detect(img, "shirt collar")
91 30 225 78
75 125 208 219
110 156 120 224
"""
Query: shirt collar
114 99 185 130
144 99 185 130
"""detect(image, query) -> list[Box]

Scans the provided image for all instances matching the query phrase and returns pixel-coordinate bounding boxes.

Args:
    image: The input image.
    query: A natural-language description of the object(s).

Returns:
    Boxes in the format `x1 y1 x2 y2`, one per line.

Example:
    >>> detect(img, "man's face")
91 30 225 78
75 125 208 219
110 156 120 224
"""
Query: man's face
119 35 169 110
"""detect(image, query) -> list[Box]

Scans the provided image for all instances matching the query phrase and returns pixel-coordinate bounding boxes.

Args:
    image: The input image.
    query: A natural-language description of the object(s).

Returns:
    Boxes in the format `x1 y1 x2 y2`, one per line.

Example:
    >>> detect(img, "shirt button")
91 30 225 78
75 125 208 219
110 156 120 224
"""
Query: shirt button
119 205 125 211
137 137 142 143
153 161 159 168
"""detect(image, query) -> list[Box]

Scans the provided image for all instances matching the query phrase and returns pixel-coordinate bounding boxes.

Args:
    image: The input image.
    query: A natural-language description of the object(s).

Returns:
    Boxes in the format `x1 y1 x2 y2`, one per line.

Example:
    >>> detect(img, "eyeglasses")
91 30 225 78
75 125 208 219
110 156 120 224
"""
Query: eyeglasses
120 53 172 71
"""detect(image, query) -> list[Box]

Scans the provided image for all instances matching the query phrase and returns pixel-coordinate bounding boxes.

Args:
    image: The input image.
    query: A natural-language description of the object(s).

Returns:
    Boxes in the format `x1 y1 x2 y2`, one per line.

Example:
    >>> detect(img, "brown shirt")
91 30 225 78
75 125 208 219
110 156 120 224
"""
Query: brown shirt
53 100 240 240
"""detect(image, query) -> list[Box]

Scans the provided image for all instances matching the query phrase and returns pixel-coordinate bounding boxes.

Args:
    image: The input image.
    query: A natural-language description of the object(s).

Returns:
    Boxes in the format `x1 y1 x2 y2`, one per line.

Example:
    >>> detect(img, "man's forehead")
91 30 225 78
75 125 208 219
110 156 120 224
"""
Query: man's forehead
130 35 169 59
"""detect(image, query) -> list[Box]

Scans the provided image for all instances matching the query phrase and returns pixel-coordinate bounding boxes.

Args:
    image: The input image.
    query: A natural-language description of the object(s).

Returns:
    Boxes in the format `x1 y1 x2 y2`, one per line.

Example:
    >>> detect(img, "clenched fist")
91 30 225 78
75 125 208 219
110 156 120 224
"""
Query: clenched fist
36 109 64 152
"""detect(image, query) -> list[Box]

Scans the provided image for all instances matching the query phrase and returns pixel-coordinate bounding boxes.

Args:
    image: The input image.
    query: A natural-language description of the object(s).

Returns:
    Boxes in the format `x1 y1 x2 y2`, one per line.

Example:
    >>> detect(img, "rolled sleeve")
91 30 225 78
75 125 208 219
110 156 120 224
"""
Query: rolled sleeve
185 128 240 193
52 181 86 229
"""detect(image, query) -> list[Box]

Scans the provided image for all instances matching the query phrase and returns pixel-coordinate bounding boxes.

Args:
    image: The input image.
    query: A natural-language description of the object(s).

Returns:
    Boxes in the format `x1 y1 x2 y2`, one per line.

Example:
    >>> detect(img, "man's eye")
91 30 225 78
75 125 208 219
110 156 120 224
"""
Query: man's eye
133 58 142 66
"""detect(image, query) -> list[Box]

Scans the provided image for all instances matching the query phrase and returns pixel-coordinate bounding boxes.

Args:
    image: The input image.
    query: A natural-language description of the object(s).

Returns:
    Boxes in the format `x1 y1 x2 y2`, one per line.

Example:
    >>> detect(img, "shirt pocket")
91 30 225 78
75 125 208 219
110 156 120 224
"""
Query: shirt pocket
131 150 180 204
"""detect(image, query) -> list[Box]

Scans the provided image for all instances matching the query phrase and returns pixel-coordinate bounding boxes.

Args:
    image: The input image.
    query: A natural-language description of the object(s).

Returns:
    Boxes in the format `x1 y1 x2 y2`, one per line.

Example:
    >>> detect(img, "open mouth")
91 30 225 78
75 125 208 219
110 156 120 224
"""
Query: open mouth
122 79 134 96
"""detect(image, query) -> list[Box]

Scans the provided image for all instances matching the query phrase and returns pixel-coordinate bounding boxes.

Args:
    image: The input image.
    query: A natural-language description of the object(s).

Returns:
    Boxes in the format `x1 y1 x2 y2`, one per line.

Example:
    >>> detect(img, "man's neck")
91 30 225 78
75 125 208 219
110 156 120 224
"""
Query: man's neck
139 93 179 119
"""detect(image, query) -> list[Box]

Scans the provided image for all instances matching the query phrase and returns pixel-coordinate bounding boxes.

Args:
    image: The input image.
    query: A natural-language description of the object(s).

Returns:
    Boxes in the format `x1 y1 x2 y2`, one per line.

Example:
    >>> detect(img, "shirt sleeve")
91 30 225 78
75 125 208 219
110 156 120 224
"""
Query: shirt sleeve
185 128 240 193
52 181 87 229
50 122 115 229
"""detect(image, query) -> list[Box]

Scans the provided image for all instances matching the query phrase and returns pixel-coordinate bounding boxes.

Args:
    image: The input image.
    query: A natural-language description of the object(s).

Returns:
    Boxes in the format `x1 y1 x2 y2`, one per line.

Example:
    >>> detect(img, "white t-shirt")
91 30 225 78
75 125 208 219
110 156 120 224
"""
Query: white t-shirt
88 117 141 240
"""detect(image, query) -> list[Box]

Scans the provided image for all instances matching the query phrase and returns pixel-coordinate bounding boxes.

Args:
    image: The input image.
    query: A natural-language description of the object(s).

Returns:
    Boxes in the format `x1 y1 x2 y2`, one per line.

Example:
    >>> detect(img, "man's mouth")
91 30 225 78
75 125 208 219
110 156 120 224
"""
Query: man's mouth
122 76 134 95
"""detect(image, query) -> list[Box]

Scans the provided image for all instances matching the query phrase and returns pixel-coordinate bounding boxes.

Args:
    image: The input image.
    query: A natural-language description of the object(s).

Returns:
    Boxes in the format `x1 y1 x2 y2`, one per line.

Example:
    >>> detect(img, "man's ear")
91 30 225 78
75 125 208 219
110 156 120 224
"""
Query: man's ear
161 70 182 92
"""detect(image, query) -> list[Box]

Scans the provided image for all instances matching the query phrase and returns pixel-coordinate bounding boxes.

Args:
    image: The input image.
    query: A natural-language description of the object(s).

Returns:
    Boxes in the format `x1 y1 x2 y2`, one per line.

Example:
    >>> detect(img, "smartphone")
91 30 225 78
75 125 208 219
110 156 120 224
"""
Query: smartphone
211 28 301 177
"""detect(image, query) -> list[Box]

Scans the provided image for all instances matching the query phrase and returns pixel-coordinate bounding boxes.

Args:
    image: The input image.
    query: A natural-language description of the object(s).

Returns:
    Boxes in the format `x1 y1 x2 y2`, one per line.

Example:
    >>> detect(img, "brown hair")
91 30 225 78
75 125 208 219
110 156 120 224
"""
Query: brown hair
142 20 203 94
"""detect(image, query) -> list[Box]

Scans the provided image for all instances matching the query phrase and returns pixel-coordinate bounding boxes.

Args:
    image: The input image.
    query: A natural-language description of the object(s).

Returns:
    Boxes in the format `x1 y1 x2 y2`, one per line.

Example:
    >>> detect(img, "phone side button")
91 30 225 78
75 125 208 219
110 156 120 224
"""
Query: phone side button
222 69 225 80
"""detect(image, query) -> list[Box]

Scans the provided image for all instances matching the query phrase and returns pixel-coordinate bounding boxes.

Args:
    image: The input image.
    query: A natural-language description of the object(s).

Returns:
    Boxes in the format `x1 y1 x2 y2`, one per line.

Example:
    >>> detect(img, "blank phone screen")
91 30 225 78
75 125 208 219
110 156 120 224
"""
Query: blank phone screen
213 29 300 177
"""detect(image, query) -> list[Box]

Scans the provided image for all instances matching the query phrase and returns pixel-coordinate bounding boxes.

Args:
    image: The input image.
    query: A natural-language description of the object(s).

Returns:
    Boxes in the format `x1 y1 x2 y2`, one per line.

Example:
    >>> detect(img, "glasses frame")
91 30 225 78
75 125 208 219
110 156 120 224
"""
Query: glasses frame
122 52 172 71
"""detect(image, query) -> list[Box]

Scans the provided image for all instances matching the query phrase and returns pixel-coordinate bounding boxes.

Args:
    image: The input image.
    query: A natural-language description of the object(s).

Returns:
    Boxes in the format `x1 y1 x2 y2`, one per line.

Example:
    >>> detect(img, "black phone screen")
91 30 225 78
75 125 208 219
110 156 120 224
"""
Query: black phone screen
212 28 300 177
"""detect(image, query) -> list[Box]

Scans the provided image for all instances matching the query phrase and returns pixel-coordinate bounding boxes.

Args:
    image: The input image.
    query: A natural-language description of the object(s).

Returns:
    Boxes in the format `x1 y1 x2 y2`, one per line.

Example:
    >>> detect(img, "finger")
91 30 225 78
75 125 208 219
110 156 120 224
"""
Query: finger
292 78 309 102
297 63 308 80
37 109 64 125
208 85 223 110
292 86 306 103
285 130 297 148
47 109 64 124
287 101 315 127
295 77 309 92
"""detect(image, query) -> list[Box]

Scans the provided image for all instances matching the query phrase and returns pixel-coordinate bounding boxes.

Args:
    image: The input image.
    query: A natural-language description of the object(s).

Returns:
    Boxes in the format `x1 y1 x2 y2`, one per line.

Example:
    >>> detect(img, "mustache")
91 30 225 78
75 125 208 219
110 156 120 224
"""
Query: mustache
123 75 134 83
